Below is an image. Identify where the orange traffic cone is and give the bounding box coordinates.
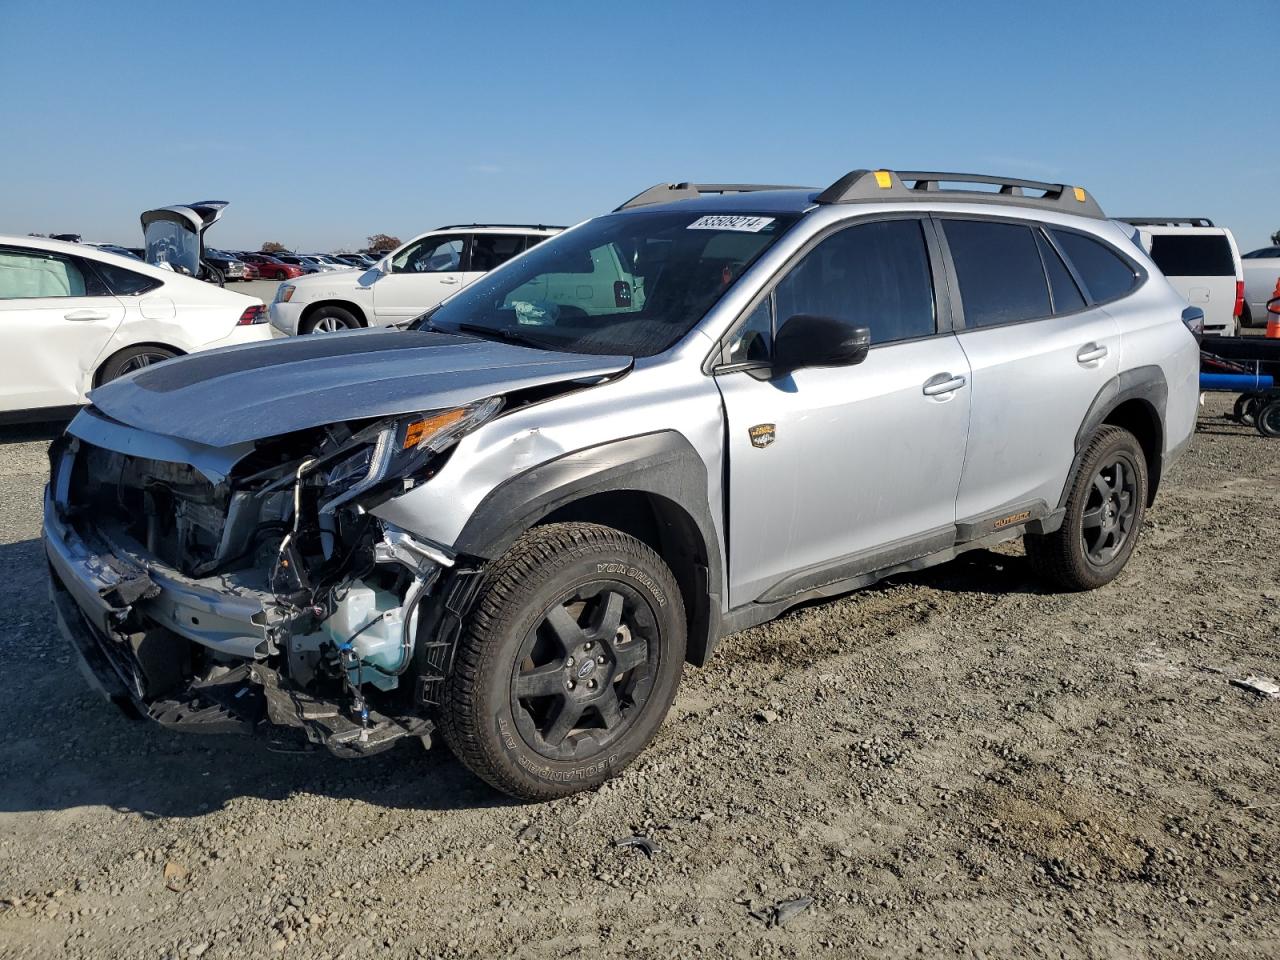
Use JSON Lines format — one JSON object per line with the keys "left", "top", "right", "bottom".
{"left": 1267, "top": 277, "right": 1280, "bottom": 338}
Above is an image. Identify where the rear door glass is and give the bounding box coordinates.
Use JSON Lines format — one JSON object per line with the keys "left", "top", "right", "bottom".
{"left": 1035, "top": 232, "right": 1085, "bottom": 314}
{"left": 1147, "top": 235, "right": 1235, "bottom": 277}
{"left": 469, "top": 234, "right": 527, "bottom": 272}
{"left": 942, "top": 220, "right": 1050, "bottom": 328}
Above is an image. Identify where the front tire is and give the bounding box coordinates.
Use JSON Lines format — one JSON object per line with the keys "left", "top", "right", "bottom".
{"left": 1025, "top": 426, "right": 1148, "bottom": 591}
{"left": 439, "top": 522, "right": 686, "bottom": 801}
{"left": 302, "top": 305, "right": 360, "bottom": 334}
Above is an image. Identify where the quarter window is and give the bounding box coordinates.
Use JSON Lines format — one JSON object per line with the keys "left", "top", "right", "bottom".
{"left": 772, "top": 219, "right": 936, "bottom": 345}
{"left": 0, "top": 248, "right": 89, "bottom": 300}
{"left": 943, "top": 220, "right": 1050, "bottom": 328}
{"left": 1036, "top": 232, "right": 1085, "bottom": 314}
{"left": 724, "top": 297, "right": 772, "bottom": 365}
{"left": 1050, "top": 230, "right": 1140, "bottom": 302}
{"left": 93, "top": 260, "right": 162, "bottom": 295}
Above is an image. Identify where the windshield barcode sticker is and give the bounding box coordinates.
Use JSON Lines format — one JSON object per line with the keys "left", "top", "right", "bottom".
{"left": 687, "top": 215, "right": 775, "bottom": 232}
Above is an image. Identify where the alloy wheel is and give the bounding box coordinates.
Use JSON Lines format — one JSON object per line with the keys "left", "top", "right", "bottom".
{"left": 509, "top": 581, "right": 658, "bottom": 762}
{"left": 1081, "top": 454, "right": 1139, "bottom": 566}
{"left": 118, "top": 351, "right": 172, "bottom": 374}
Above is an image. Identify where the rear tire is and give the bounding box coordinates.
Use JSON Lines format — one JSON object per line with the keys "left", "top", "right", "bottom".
{"left": 302, "top": 305, "right": 360, "bottom": 334}
{"left": 439, "top": 522, "right": 686, "bottom": 801}
{"left": 1257, "top": 399, "right": 1280, "bottom": 438}
{"left": 1025, "top": 426, "right": 1147, "bottom": 591}
{"left": 97, "top": 346, "right": 178, "bottom": 384}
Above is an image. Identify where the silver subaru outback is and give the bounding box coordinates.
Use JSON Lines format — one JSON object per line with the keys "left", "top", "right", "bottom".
{"left": 44, "top": 169, "right": 1200, "bottom": 801}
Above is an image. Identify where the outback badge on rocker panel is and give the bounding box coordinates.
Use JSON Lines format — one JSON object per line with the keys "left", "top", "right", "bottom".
{"left": 749, "top": 423, "right": 776, "bottom": 448}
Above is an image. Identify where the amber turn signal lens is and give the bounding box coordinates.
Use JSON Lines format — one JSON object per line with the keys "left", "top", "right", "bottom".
{"left": 403, "top": 409, "right": 468, "bottom": 449}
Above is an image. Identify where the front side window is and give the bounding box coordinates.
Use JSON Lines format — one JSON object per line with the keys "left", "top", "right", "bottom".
{"left": 0, "top": 248, "right": 89, "bottom": 300}
{"left": 943, "top": 220, "right": 1050, "bottom": 328}
{"left": 469, "top": 234, "right": 527, "bottom": 272}
{"left": 772, "top": 219, "right": 936, "bottom": 345}
{"left": 393, "top": 236, "right": 464, "bottom": 274}
{"left": 1051, "top": 230, "right": 1140, "bottom": 303}
{"left": 421, "top": 210, "right": 797, "bottom": 357}
{"left": 724, "top": 297, "right": 773, "bottom": 365}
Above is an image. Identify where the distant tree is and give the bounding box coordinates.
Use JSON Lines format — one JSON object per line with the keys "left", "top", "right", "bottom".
{"left": 366, "top": 233, "right": 401, "bottom": 252}
{"left": 1271, "top": 229, "right": 1280, "bottom": 246}
{"left": 261, "top": 241, "right": 286, "bottom": 253}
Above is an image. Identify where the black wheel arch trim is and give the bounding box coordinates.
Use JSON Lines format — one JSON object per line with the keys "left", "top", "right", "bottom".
{"left": 451, "top": 430, "right": 724, "bottom": 667}
{"left": 1064, "top": 364, "right": 1167, "bottom": 509}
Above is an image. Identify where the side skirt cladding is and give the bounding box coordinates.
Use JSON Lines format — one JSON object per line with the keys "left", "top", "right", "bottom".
{"left": 450, "top": 431, "right": 725, "bottom": 667}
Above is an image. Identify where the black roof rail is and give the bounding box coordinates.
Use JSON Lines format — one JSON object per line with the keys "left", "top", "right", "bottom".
{"left": 1117, "top": 217, "right": 1215, "bottom": 228}
{"left": 814, "top": 169, "right": 1106, "bottom": 219}
{"left": 615, "top": 182, "right": 811, "bottom": 211}
{"left": 433, "top": 223, "right": 566, "bottom": 231}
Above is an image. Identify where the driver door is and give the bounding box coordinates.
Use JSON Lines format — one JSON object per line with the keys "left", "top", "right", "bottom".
{"left": 371, "top": 233, "right": 469, "bottom": 324}
{"left": 0, "top": 246, "right": 125, "bottom": 412}
{"left": 714, "top": 218, "right": 972, "bottom": 607}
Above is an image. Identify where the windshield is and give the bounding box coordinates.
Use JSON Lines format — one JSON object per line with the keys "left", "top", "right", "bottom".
{"left": 418, "top": 210, "right": 798, "bottom": 356}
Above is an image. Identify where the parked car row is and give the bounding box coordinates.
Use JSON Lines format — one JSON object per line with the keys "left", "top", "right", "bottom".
{"left": 269, "top": 224, "right": 562, "bottom": 333}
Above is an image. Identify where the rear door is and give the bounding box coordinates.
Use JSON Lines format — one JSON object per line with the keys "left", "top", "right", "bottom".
{"left": 715, "top": 217, "right": 972, "bottom": 607}
{"left": 0, "top": 246, "right": 125, "bottom": 412}
{"left": 371, "top": 233, "right": 468, "bottom": 323}
{"left": 940, "top": 218, "right": 1122, "bottom": 529}
{"left": 1146, "top": 232, "right": 1238, "bottom": 335}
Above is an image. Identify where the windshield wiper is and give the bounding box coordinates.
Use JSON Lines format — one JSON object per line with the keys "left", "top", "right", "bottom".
{"left": 454, "top": 322, "right": 548, "bottom": 350}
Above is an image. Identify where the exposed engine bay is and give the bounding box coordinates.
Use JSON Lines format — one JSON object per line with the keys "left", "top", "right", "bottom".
{"left": 45, "top": 401, "right": 504, "bottom": 757}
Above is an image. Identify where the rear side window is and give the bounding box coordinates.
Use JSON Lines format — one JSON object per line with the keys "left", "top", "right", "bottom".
{"left": 468, "top": 234, "right": 527, "bottom": 272}
{"left": 92, "top": 260, "right": 162, "bottom": 295}
{"left": 942, "top": 220, "right": 1050, "bottom": 327}
{"left": 772, "top": 218, "right": 936, "bottom": 345}
{"left": 1051, "top": 230, "right": 1140, "bottom": 302}
{"left": 1035, "top": 232, "right": 1085, "bottom": 314}
{"left": 1147, "top": 234, "right": 1235, "bottom": 277}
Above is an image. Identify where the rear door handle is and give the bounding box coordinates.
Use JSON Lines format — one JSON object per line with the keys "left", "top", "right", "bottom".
{"left": 923, "top": 372, "right": 967, "bottom": 396}
{"left": 1077, "top": 343, "right": 1109, "bottom": 364}
{"left": 64, "top": 310, "right": 110, "bottom": 321}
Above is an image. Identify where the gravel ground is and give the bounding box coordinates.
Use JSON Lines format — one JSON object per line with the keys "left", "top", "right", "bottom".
{"left": 1, "top": 396, "right": 1277, "bottom": 959}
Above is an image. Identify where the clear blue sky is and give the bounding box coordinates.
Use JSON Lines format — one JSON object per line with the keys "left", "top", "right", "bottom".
{"left": 2, "top": 0, "right": 1276, "bottom": 252}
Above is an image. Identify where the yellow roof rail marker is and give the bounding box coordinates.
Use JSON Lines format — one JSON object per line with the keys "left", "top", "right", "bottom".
{"left": 874, "top": 170, "right": 893, "bottom": 189}
{"left": 1074, "top": 186, "right": 1087, "bottom": 202}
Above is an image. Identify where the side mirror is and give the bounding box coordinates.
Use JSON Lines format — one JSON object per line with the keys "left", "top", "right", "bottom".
{"left": 772, "top": 314, "right": 870, "bottom": 374}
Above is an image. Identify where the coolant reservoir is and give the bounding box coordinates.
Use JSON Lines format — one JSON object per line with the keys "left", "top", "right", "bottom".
{"left": 324, "top": 580, "right": 410, "bottom": 691}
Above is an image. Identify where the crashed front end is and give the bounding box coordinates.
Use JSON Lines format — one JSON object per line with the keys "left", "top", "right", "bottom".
{"left": 43, "top": 403, "right": 492, "bottom": 758}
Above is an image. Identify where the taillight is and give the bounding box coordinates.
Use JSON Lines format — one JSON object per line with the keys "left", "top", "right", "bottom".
{"left": 237, "top": 304, "right": 267, "bottom": 325}
{"left": 1234, "top": 280, "right": 1244, "bottom": 318}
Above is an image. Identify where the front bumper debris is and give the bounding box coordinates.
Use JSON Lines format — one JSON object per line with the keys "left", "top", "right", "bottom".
{"left": 44, "top": 487, "right": 435, "bottom": 756}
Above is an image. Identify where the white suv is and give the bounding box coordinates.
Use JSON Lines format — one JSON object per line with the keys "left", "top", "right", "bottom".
{"left": 1122, "top": 218, "right": 1244, "bottom": 337}
{"left": 270, "top": 225, "right": 562, "bottom": 334}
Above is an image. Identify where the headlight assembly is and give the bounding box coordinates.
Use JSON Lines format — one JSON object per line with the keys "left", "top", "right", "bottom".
{"left": 319, "top": 397, "right": 502, "bottom": 514}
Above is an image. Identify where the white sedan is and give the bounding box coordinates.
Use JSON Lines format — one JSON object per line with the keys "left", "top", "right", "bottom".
{"left": 0, "top": 235, "right": 271, "bottom": 421}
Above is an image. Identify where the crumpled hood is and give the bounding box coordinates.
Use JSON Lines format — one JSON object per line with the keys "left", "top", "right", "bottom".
{"left": 86, "top": 330, "right": 630, "bottom": 447}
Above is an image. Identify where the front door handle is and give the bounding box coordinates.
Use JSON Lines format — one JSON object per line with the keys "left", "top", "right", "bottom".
{"left": 923, "top": 372, "right": 967, "bottom": 396}
{"left": 1077, "top": 343, "right": 1109, "bottom": 364}
{"left": 440, "top": 276, "right": 460, "bottom": 285}
{"left": 64, "top": 310, "right": 110, "bottom": 321}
